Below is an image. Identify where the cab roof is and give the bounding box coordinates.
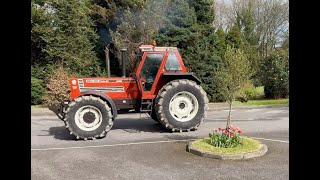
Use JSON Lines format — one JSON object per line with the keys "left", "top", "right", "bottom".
{"left": 139, "top": 45, "right": 178, "bottom": 52}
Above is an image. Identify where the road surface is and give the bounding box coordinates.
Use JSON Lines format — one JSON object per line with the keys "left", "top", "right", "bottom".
{"left": 31, "top": 105, "right": 289, "bottom": 180}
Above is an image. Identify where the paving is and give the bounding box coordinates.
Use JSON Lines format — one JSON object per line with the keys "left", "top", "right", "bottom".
{"left": 31, "top": 104, "right": 289, "bottom": 180}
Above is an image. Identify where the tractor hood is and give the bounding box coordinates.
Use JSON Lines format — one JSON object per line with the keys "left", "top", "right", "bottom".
{"left": 68, "top": 77, "right": 137, "bottom": 99}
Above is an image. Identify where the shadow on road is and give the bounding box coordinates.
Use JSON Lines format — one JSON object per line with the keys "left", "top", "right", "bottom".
{"left": 47, "top": 126, "right": 76, "bottom": 141}
{"left": 112, "top": 118, "right": 168, "bottom": 133}
{"left": 46, "top": 118, "right": 168, "bottom": 140}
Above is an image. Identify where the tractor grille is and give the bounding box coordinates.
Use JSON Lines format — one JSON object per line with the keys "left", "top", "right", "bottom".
{"left": 78, "top": 79, "right": 84, "bottom": 88}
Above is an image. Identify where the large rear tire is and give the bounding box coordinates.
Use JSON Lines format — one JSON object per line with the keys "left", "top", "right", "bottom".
{"left": 154, "top": 79, "right": 209, "bottom": 132}
{"left": 65, "top": 95, "right": 113, "bottom": 140}
{"left": 150, "top": 107, "right": 159, "bottom": 122}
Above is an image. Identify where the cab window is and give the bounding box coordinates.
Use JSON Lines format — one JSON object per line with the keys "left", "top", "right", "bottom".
{"left": 165, "top": 54, "right": 182, "bottom": 71}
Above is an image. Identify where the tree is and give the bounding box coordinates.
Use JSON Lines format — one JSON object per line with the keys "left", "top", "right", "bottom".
{"left": 90, "top": 0, "right": 146, "bottom": 28}
{"left": 213, "top": 0, "right": 231, "bottom": 30}
{"left": 234, "top": 0, "right": 259, "bottom": 47}
{"left": 232, "top": 0, "right": 289, "bottom": 57}
{"left": 156, "top": 0, "right": 224, "bottom": 102}
{"left": 226, "top": 25, "right": 242, "bottom": 49}
{"left": 189, "top": 0, "right": 215, "bottom": 26}
{"left": 46, "top": 0, "right": 103, "bottom": 76}
{"left": 31, "top": 0, "right": 55, "bottom": 66}
{"left": 215, "top": 0, "right": 288, "bottom": 86}
{"left": 32, "top": 0, "right": 104, "bottom": 77}
{"left": 281, "top": 36, "right": 289, "bottom": 50}
{"left": 255, "top": 0, "right": 289, "bottom": 57}
{"left": 215, "top": 0, "right": 289, "bottom": 57}
{"left": 258, "top": 50, "right": 289, "bottom": 99}
{"left": 89, "top": 0, "right": 149, "bottom": 77}
{"left": 155, "top": 0, "right": 197, "bottom": 48}
{"left": 214, "top": 46, "right": 252, "bottom": 129}
{"left": 31, "top": 77, "right": 45, "bottom": 105}
{"left": 215, "top": 28, "right": 227, "bottom": 58}
{"left": 110, "top": 0, "right": 170, "bottom": 74}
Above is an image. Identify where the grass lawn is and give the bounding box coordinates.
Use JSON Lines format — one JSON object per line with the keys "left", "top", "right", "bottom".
{"left": 191, "top": 137, "right": 262, "bottom": 154}
{"left": 234, "top": 99, "right": 289, "bottom": 105}
{"left": 209, "top": 86, "right": 288, "bottom": 106}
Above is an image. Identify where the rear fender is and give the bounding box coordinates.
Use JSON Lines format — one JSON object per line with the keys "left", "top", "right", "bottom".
{"left": 161, "top": 73, "right": 202, "bottom": 84}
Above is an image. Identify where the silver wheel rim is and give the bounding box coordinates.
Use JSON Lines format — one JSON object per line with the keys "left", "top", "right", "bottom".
{"left": 169, "top": 91, "right": 199, "bottom": 122}
{"left": 75, "top": 105, "right": 103, "bottom": 131}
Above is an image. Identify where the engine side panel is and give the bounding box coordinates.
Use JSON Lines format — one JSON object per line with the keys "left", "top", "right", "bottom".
{"left": 69, "top": 77, "right": 139, "bottom": 110}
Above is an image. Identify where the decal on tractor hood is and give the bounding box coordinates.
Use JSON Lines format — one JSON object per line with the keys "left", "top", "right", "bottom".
{"left": 84, "top": 79, "right": 135, "bottom": 83}
{"left": 77, "top": 79, "right": 124, "bottom": 92}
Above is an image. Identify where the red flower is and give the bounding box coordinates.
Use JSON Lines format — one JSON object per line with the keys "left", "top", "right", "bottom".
{"left": 224, "top": 130, "right": 229, "bottom": 134}
{"left": 231, "top": 127, "right": 236, "bottom": 132}
{"left": 238, "top": 130, "right": 242, "bottom": 134}
{"left": 230, "top": 132, "right": 234, "bottom": 136}
{"left": 218, "top": 128, "right": 222, "bottom": 131}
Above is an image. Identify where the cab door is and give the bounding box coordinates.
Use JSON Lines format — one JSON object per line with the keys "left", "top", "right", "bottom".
{"left": 136, "top": 52, "right": 167, "bottom": 99}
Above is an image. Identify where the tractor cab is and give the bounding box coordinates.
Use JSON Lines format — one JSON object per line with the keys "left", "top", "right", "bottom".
{"left": 133, "top": 45, "right": 187, "bottom": 99}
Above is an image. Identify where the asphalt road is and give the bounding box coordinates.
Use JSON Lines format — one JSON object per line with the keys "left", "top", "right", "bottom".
{"left": 31, "top": 106, "right": 289, "bottom": 180}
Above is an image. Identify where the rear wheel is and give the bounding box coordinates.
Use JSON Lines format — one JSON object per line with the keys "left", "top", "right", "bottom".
{"left": 150, "top": 107, "right": 159, "bottom": 122}
{"left": 65, "top": 95, "right": 113, "bottom": 140}
{"left": 155, "top": 79, "right": 209, "bottom": 132}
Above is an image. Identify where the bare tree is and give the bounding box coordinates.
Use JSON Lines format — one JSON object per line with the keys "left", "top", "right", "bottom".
{"left": 254, "top": 0, "right": 289, "bottom": 57}
{"left": 214, "top": 0, "right": 234, "bottom": 31}
{"left": 215, "top": 0, "right": 289, "bottom": 57}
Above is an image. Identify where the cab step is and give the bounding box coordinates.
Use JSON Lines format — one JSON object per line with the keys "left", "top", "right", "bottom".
{"left": 139, "top": 99, "right": 154, "bottom": 118}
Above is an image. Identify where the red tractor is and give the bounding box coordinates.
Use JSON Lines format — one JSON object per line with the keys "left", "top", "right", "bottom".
{"left": 54, "top": 45, "right": 209, "bottom": 140}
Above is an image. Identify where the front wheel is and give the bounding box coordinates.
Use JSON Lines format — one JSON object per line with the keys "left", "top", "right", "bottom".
{"left": 154, "top": 79, "right": 209, "bottom": 132}
{"left": 65, "top": 95, "right": 113, "bottom": 140}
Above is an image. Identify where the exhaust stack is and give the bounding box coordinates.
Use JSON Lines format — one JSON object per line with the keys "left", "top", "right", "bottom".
{"left": 120, "top": 48, "right": 127, "bottom": 78}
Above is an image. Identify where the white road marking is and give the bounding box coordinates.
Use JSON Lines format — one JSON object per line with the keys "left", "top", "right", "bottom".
{"left": 266, "top": 110, "right": 286, "bottom": 114}
{"left": 244, "top": 109, "right": 263, "bottom": 113}
{"left": 251, "top": 137, "right": 289, "bottom": 143}
{"left": 221, "top": 110, "right": 237, "bottom": 112}
{"left": 31, "top": 139, "right": 197, "bottom": 151}
{"left": 31, "top": 137, "right": 289, "bottom": 151}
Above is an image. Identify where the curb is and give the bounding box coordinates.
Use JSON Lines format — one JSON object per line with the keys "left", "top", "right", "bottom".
{"left": 207, "top": 104, "right": 288, "bottom": 111}
{"left": 187, "top": 142, "right": 268, "bottom": 160}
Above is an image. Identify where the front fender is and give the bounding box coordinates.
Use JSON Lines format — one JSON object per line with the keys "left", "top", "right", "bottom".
{"left": 80, "top": 91, "right": 118, "bottom": 119}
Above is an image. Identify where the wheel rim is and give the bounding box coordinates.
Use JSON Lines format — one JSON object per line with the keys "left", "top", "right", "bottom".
{"left": 75, "top": 105, "right": 103, "bottom": 131}
{"left": 169, "top": 91, "right": 199, "bottom": 122}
